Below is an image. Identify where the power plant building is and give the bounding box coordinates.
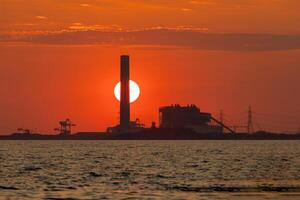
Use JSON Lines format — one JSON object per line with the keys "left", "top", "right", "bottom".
{"left": 107, "top": 56, "right": 225, "bottom": 135}
{"left": 159, "top": 104, "right": 223, "bottom": 133}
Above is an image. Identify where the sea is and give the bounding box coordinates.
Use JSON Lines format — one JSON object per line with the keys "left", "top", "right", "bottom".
{"left": 1, "top": 140, "right": 300, "bottom": 200}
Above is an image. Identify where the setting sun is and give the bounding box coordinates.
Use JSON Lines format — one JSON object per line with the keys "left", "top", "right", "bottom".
{"left": 114, "top": 80, "right": 140, "bottom": 103}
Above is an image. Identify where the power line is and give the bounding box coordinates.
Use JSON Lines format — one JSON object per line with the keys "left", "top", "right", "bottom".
{"left": 216, "top": 107, "right": 297, "bottom": 133}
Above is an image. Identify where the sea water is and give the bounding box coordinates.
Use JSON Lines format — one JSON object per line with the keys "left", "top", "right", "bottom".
{"left": 1, "top": 140, "right": 300, "bottom": 200}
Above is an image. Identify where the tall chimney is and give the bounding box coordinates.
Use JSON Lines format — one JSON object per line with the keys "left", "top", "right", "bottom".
{"left": 120, "top": 55, "right": 130, "bottom": 131}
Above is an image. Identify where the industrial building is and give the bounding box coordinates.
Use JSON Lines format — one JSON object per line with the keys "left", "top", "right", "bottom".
{"left": 2, "top": 55, "right": 296, "bottom": 140}
{"left": 159, "top": 104, "right": 223, "bottom": 133}
{"left": 107, "top": 55, "right": 234, "bottom": 135}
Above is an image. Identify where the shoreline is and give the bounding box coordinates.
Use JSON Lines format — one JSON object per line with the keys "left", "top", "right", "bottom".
{"left": 1, "top": 130, "right": 300, "bottom": 140}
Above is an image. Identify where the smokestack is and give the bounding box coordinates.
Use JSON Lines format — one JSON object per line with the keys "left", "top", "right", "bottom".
{"left": 120, "top": 55, "right": 130, "bottom": 131}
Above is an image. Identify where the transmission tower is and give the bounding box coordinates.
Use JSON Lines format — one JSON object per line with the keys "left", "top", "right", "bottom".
{"left": 219, "top": 110, "right": 224, "bottom": 124}
{"left": 219, "top": 110, "right": 224, "bottom": 133}
{"left": 247, "top": 106, "right": 254, "bottom": 134}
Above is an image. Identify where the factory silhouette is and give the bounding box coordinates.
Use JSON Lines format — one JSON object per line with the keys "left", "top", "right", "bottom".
{"left": 1, "top": 55, "right": 300, "bottom": 140}
{"left": 107, "top": 55, "right": 232, "bottom": 135}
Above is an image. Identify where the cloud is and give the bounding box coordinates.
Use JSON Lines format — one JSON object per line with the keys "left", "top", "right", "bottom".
{"left": 1, "top": 27, "right": 300, "bottom": 51}
{"left": 69, "top": 23, "right": 85, "bottom": 30}
{"left": 80, "top": 3, "right": 92, "bottom": 7}
{"left": 180, "top": 8, "right": 192, "bottom": 12}
{"left": 68, "top": 23, "right": 124, "bottom": 31}
{"left": 189, "top": 1, "right": 218, "bottom": 5}
{"left": 35, "top": 16, "right": 48, "bottom": 20}
{"left": 188, "top": 0, "right": 257, "bottom": 6}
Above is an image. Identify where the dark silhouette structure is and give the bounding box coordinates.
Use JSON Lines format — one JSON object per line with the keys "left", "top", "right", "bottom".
{"left": 159, "top": 104, "right": 223, "bottom": 133}
{"left": 159, "top": 104, "right": 211, "bottom": 128}
{"left": 120, "top": 55, "right": 130, "bottom": 132}
{"left": 247, "top": 106, "right": 254, "bottom": 134}
{"left": 107, "top": 55, "right": 145, "bottom": 134}
{"left": 54, "top": 119, "right": 76, "bottom": 136}
{"left": 1, "top": 55, "right": 299, "bottom": 140}
{"left": 16, "top": 128, "right": 32, "bottom": 135}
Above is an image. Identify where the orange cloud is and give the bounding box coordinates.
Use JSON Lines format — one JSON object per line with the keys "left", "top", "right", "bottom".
{"left": 2, "top": 28, "right": 300, "bottom": 51}
{"left": 35, "top": 16, "right": 48, "bottom": 20}
{"left": 80, "top": 3, "right": 92, "bottom": 7}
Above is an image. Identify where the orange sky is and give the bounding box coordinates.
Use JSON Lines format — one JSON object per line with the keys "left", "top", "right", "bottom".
{"left": 0, "top": 0, "right": 300, "bottom": 134}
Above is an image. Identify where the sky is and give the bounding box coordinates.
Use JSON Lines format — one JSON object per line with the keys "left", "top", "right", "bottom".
{"left": 0, "top": 0, "right": 300, "bottom": 134}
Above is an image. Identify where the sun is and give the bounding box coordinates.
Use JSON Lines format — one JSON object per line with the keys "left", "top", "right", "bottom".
{"left": 114, "top": 80, "right": 140, "bottom": 103}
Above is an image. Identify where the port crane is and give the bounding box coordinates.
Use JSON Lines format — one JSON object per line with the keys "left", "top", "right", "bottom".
{"left": 54, "top": 118, "right": 76, "bottom": 136}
